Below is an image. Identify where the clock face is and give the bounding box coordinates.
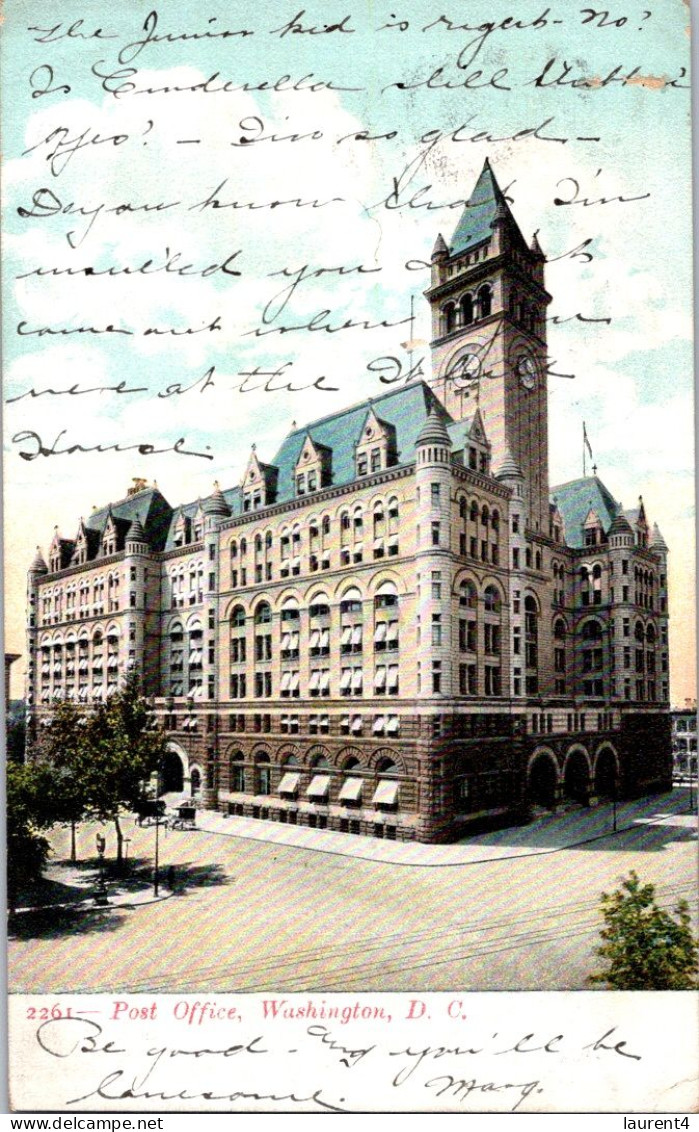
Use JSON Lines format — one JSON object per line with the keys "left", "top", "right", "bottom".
{"left": 449, "top": 352, "right": 481, "bottom": 389}
{"left": 516, "top": 353, "right": 537, "bottom": 390}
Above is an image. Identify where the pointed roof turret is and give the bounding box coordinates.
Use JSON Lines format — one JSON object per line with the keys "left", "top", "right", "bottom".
{"left": 127, "top": 514, "right": 147, "bottom": 543}
{"left": 205, "top": 481, "right": 232, "bottom": 517}
{"left": 416, "top": 405, "right": 452, "bottom": 449}
{"left": 530, "top": 231, "right": 544, "bottom": 257}
{"left": 431, "top": 233, "right": 449, "bottom": 261}
{"left": 650, "top": 522, "right": 668, "bottom": 552}
{"left": 495, "top": 445, "right": 524, "bottom": 480}
{"left": 608, "top": 513, "right": 633, "bottom": 536}
{"left": 450, "top": 159, "right": 524, "bottom": 256}
{"left": 30, "top": 546, "right": 48, "bottom": 573}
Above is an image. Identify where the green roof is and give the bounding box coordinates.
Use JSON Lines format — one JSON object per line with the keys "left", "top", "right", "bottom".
{"left": 270, "top": 381, "right": 448, "bottom": 501}
{"left": 551, "top": 476, "right": 621, "bottom": 549}
{"left": 87, "top": 488, "right": 174, "bottom": 553}
{"left": 450, "top": 159, "right": 523, "bottom": 256}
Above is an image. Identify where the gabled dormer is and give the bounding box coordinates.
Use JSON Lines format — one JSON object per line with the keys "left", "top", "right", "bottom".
{"left": 48, "top": 527, "right": 68, "bottom": 573}
{"left": 354, "top": 409, "right": 397, "bottom": 478}
{"left": 172, "top": 508, "right": 191, "bottom": 548}
{"left": 71, "top": 519, "right": 89, "bottom": 566}
{"left": 101, "top": 508, "right": 118, "bottom": 557}
{"left": 241, "top": 446, "right": 278, "bottom": 512}
{"left": 583, "top": 507, "right": 604, "bottom": 548}
{"left": 295, "top": 432, "right": 332, "bottom": 497}
{"left": 463, "top": 407, "right": 491, "bottom": 475}
{"left": 549, "top": 501, "right": 564, "bottom": 544}
{"left": 192, "top": 500, "right": 206, "bottom": 543}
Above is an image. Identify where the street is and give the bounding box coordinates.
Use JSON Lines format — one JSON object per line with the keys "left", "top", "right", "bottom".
{"left": 9, "top": 791, "right": 697, "bottom": 995}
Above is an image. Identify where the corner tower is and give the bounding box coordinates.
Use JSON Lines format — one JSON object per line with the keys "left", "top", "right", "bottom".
{"left": 426, "top": 159, "right": 552, "bottom": 533}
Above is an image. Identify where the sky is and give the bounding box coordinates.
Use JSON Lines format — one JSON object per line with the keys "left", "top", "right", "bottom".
{"left": 1, "top": 0, "right": 694, "bottom": 703}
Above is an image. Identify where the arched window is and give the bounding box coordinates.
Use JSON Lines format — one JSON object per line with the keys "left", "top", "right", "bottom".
{"left": 470, "top": 501, "right": 479, "bottom": 523}
{"left": 460, "top": 293, "right": 474, "bottom": 325}
{"left": 478, "top": 284, "right": 492, "bottom": 319}
{"left": 230, "top": 752, "right": 245, "bottom": 793}
{"left": 255, "top": 602, "right": 272, "bottom": 625}
{"left": 255, "top": 753, "right": 271, "bottom": 795}
{"left": 460, "top": 580, "right": 477, "bottom": 608}
{"left": 524, "top": 595, "right": 539, "bottom": 694}
{"left": 484, "top": 586, "right": 500, "bottom": 613}
{"left": 444, "top": 303, "right": 457, "bottom": 334}
{"left": 230, "top": 606, "right": 245, "bottom": 628}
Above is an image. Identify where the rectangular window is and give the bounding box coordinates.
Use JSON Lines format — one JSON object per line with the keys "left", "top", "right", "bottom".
{"left": 431, "top": 521, "right": 441, "bottom": 547}
{"left": 431, "top": 615, "right": 442, "bottom": 647}
{"left": 431, "top": 483, "right": 440, "bottom": 504}
{"left": 432, "top": 661, "right": 442, "bottom": 694}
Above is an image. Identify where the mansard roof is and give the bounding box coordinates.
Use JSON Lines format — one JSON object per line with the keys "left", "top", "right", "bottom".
{"left": 551, "top": 475, "right": 621, "bottom": 549}
{"left": 269, "top": 381, "right": 446, "bottom": 502}
{"left": 86, "top": 486, "right": 173, "bottom": 555}
{"left": 450, "top": 159, "right": 526, "bottom": 257}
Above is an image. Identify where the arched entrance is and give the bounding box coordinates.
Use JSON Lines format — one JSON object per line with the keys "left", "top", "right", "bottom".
{"left": 594, "top": 747, "right": 618, "bottom": 798}
{"left": 528, "top": 753, "right": 558, "bottom": 809}
{"left": 161, "top": 749, "right": 184, "bottom": 793}
{"left": 563, "top": 749, "right": 591, "bottom": 803}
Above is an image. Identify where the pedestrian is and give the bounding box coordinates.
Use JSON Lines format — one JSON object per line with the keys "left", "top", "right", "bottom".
{"left": 167, "top": 865, "right": 176, "bottom": 890}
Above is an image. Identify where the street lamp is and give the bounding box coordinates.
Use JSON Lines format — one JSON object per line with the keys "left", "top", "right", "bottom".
{"left": 94, "top": 833, "right": 109, "bottom": 905}
{"left": 153, "top": 763, "right": 162, "bottom": 897}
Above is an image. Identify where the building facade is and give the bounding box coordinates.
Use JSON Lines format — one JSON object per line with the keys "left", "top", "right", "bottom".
{"left": 25, "top": 161, "right": 673, "bottom": 842}
{"left": 671, "top": 702, "right": 697, "bottom": 779}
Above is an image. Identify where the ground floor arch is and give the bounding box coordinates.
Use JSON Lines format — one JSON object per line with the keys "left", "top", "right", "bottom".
{"left": 594, "top": 745, "right": 619, "bottom": 797}
{"left": 528, "top": 751, "right": 559, "bottom": 809}
{"left": 563, "top": 748, "right": 592, "bottom": 803}
{"left": 163, "top": 741, "right": 197, "bottom": 796}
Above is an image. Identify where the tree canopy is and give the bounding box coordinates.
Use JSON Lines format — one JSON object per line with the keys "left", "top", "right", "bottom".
{"left": 589, "top": 870, "right": 699, "bottom": 990}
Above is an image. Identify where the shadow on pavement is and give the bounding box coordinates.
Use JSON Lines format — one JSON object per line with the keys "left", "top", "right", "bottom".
{"left": 460, "top": 790, "right": 697, "bottom": 854}
{"left": 9, "top": 860, "right": 230, "bottom": 940}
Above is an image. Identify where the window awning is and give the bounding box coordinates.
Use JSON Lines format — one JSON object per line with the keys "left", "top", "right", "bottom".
{"left": 373, "top": 538, "right": 384, "bottom": 549}
{"left": 388, "top": 534, "right": 399, "bottom": 548}
{"left": 290, "top": 672, "right": 300, "bottom": 691}
{"left": 281, "top": 633, "right": 291, "bottom": 650}
{"left": 387, "top": 622, "right": 399, "bottom": 643}
{"left": 373, "top": 717, "right": 385, "bottom": 734}
{"left": 375, "top": 667, "right": 387, "bottom": 689}
{"left": 373, "top": 780, "right": 399, "bottom": 805}
{"left": 309, "top": 671, "right": 320, "bottom": 690}
{"left": 340, "top": 670, "right": 352, "bottom": 691}
{"left": 281, "top": 671, "right": 291, "bottom": 691}
{"left": 351, "top": 626, "right": 362, "bottom": 645}
{"left": 388, "top": 666, "right": 399, "bottom": 689}
{"left": 309, "top": 630, "right": 320, "bottom": 648}
{"left": 307, "top": 775, "right": 330, "bottom": 799}
{"left": 278, "top": 772, "right": 300, "bottom": 795}
{"left": 387, "top": 716, "right": 400, "bottom": 734}
{"left": 339, "top": 777, "right": 363, "bottom": 802}
{"left": 352, "top": 669, "right": 363, "bottom": 690}
{"left": 351, "top": 715, "right": 363, "bottom": 733}
{"left": 375, "top": 623, "right": 387, "bottom": 643}
{"left": 320, "top": 671, "right": 331, "bottom": 691}
{"left": 341, "top": 626, "right": 352, "bottom": 646}
{"left": 320, "top": 629, "right": 330, "bottom": 648}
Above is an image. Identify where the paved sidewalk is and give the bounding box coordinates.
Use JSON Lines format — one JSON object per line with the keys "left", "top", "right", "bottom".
{"left": 192, "top": 789, "right": 697, "bottom": 867}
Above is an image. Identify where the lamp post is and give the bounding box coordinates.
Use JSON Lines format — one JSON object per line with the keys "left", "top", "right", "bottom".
{"left": 94, "top": 833, "right": 109, "bottom": 905}
{"left": 153, "top": 763, "right": 162, "bottom": 897}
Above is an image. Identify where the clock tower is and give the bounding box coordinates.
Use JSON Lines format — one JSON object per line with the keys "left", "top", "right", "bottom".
{"left": 425, "top": 160, "right": 552, "bottom": 533}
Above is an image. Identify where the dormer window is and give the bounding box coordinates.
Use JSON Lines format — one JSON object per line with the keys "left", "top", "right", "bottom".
{"left": 357, "top": 455, "right": 368, "bottom": 477}
{"left": 297, "top": 473, "right": 306, "bottom": 496}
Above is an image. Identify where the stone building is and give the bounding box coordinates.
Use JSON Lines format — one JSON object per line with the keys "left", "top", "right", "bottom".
{"left": 25, "top": 160, "right": 672, "bottom": 842}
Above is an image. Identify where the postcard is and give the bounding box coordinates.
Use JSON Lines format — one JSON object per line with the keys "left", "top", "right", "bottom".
{"left": 3, "top": 0, "right": 697, "bottom": 1115}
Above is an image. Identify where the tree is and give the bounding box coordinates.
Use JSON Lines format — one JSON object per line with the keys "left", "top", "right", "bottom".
{"left": 43, "top": 699, "right": 89, "bottom": 861}
{"left": 54, "top": 671, "right": 167, "bottom": 864}
{"left": 589, "top": 870, "right": 699, "bottom": 990}
{"left": 6, "top": 761, "right": 59, "bottom": 910}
